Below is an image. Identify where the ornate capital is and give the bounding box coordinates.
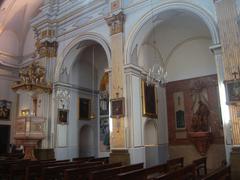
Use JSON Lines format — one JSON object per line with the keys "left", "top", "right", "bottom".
{"left": 105, "top": 12, "right": 125, "bottom": 35}
{"left": 35, "top": 40, "right": 58, "bottom": 58}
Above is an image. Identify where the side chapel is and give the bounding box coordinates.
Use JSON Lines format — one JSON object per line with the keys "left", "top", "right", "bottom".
{"left": 0, "top": 0, "right": 240, "bottom": 178}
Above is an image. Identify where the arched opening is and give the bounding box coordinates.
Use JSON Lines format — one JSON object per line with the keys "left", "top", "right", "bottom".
{"left": 55, "top": 38, "right": 110, "bottom": 159}
{"left": 129, "top": 7, "right": 225, "bottom": 170}
{"left": 144, "top": 120, "right": 159, "bottom": 167}
{"left": 79, "top": 125, "right": 94, "bottom": 157}
{"left": 144, "top": 120, "right": 158, "bottom": 145}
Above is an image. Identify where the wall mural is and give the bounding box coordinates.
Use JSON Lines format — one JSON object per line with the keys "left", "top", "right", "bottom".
{"left": 166, "top": 75, "right": 224, "bottom": 145}
{"left": 100, "top": 117, "right": 110, "bottom": 152}
{"left": 0, "top": 100, "right": 11, "bottom": 120}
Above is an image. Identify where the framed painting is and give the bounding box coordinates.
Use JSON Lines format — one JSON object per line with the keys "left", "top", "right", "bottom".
{"left": 79, "top": 98, "right": 91, "bottom": 120}
{"left": 141, "top": 80, "right": 158, "bottom": 118}
{"left": 110, "top": 97, "right": 125, "bottom": 118}
{"left": 58, "top": 109, "right": 68, "bottom": 124}
{"left": 225, "top": 79, "right": 240, "bottom": 105}
{"left": 100, "top": 117, "right": 110, "bottom": 152}
{"left": 100, "top": 98, "right": 109, "bottom": 116}
{"left": 0, "top": 100, "right": 11, "bottom": 120}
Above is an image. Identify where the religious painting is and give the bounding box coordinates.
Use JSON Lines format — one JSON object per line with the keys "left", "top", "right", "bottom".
{"left": 100, "top": 117, "right": 110, "bottom": 152}
{"left": 79, "top": 98, "right": 91, "bottom": 120}
{"left": 58, "top": 109, "right": 68, "bottom": 124}
{"left": 0, "top": 100, "right": 11, "bottom": 120}
{"left": 100, "top": 98, "right": 109, "bottom": 116}
{"left": 110, "top": 98, "right": 125, "bottom": 118}
{"left": 173, "top": 92, "right": 185, "bottom": 129}
{"left": 225, "top": 80, "right": 240, "bottom": 104}
{"left": 141, "top": 80, "right": 157, "bottom": 118}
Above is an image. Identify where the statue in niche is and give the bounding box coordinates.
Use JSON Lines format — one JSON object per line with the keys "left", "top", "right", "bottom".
{"left": 191, "top": 81, "right": 210, "bottom": 132}
{"left": 191, "top": 100, "right": 210, "bottom": 132}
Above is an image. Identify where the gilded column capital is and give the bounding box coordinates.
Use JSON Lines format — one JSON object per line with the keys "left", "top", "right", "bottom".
{"left": 105, "top": 12, "right": 125, "bottom": 35}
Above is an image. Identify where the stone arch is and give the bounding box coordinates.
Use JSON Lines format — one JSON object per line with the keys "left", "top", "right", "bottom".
{"left": 79, "top": 125, "right": 95, "bottom": 157}
{"left": 144, "top": 119, "right": 158, "bottom": 145}
{"left": 125, "top": 1, "right": 219, "bottom": 65}
{"left": 54, "top": 32, "right": 111, "bottom": 82}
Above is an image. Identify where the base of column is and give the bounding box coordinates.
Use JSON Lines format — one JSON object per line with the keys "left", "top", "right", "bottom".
{"left": 230, "top": 147, "right": 240, "bottom": 180}
{"left": 109, "top": 149, "right": 130, "bottom": 165}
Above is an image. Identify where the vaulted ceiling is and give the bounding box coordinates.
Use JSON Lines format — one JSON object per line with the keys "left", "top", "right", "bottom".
{"left": 0, "top": 0, "right": 43, "bottom": 56}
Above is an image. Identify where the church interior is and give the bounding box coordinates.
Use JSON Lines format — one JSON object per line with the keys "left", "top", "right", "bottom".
{"left": 0, "top": 0, "right": 240, "bottom": 179}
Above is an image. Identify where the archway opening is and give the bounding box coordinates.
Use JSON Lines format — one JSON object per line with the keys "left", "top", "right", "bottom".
{"left": 134, "top": 9, "right": 225, "bottom": 170}
{"left": 56, "top": 39, "right": 110, "bottom": 159}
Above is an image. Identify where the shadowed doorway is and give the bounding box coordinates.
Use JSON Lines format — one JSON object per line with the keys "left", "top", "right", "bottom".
{"left": 0, "top": 125, "right": 10, "bottom": 154}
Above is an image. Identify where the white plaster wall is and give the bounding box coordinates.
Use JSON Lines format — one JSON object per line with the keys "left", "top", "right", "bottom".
{"left": 166, "top": 39, "right": 215, "bottom": 82}
{"left": 23, "top": 28, "right": 35, "bottom": 56}
{"left": 0, "top": 30, "right": 19, "bottom": 56}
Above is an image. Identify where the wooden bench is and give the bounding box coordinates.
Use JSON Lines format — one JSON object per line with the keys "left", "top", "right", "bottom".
{"left": 63, "top": 162, "right": 122, "bottom": 180}
{"left": 167, "top": 157, "right": 184, "bottom": 171}
{"left": 72, "top": 156, "right": 94, "bottom": 162}
{"left": 25, "top": 160, "right": 73, "bottom": 180}
{"left": 88, "top": 157, "right": 109, "bottom": 164}
{"left": 193, "top": 157, "right": 207, "bottom": 178}
{"left": 89, "top": 163, "right": 144, "bottom": 180}
{"left": 41, "top": 161, "right": 103, "bottom": 180}
{"left": 153, "top": 164, "right": 196, "bottom": 180}
{"left": 201, "top": 165, "right": 231, "bottom": 180}
{"left": 117, "top": 163, "right": 168, "bottom": 180}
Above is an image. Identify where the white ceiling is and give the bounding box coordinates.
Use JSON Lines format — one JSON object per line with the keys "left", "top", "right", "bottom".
{"left": 0, "top": 0, "right": 43, "bottom": 55}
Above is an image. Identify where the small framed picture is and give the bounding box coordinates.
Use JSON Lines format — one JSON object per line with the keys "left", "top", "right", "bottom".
{"left": 58, "top": 109, "right": 68, "bottom": 124}
{"left": 110, "top": 98, "right": 125, "bottom": 118}
{"left": 141, "top": 80, "right": 158, "bottom": 118}
{"left": 100, "top": 98, "right": 109, "bottom": 116}
{"left": 0, "top": 100, "right": 11, "bottom": 120}
{"left": 79, "top": 98, "right": 91, "bottom": 120}
{"left": 225, "top": 79, "right": 240, "bottom": 105}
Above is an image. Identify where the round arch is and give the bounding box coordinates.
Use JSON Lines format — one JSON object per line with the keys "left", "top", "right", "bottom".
{"left": 54, "top": 32, "right": 111, "bottom": 82}
{"left": 79, "top": 125, "right": 95, "bottom": 157}
{"left": 125, "top": 1, "right": 219, "bottom": 65}
{"left": 144, "top": 119, "right": 158, "bottom": 145}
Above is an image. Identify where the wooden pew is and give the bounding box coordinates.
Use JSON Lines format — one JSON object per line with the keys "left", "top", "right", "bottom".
{"left": 193, "top": 157, "right": 207, "bottom": 178}
{"left": 0, "top": 159, "right": 30, "bottom": 180}
{"left": 167, "top": 157, "right": 184, "bottom": 171}
{"left": 25, "top": 160, "right": 72, "bottom": 180}
{"left": 89, "top": 163, "right": 144, "bottom": 180}
{"left": 72, "top": 157, "right": 94, "bottom": 162}
{"left": 88, "top": 157, "right": 109, "bottom": 164}
{"left": 63, "top": 162, "right": 122, "bottom": 180}
{"left": 153, "top": 164, "right": 196, "bottom": 180}
{"left": 41, "top": 161, "right": 102, "bottom": 180}
{"left": 201, "top": 165, "right": 231, "bottom": 180}
{"left": 117, "top": 163, "right": 168, "bottom": 180}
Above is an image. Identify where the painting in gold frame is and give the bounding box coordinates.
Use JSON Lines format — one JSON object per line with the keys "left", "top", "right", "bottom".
{"left": 110, "top": 97, "right": 125, "bottom": 118}
{"left": 141, "top": 80, "right": 158, "bottom": 118}
{"left": 79, "top": 98, "right": 91, "bottom": 120}
{"left": 224, "top": 79, "right": 240, "bottom": 105}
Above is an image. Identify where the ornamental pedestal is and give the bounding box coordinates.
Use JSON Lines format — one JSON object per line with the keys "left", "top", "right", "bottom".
{"left": 15, "top": 116, "right": 45, "bottom": 160}
{"left": 188, "top": 131, "right": 212, "bottom": 156}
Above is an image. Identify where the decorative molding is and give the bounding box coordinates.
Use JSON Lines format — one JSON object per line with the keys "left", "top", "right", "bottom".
{"left": 105, "top": 12, "right": 125, "bottom": 35}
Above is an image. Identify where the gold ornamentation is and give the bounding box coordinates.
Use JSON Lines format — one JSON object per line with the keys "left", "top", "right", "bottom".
{"left": 12, "top": 62, "right": 52, "bottom": 94}
{"left": 35, "top": 40, "right": 58, "bottom": 58}
{"left": 105, "top": 12, "right": 125, "bottom": 35}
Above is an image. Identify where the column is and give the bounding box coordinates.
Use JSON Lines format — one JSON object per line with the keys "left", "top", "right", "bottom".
{"left": 214, "top": 0, "right": 240, "bottom": 178}
{"left": 105, "top": 0, "right": 129, "bottom": 163}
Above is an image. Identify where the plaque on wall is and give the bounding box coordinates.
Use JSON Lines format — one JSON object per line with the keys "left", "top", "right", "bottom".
{"left": 224, "top": 79, "right": 240, "bottom": 105}
{"left": 57, "top": 109, "right": 68, "bottom": 124}
{"left": 0, "top": 100, "right": 11, "bottom": 120}
{"left": 141, "top": 80, "right": 157, "bottom": 118}
{"left": 110, "top": 98, "right": 125, "bottom": 118}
